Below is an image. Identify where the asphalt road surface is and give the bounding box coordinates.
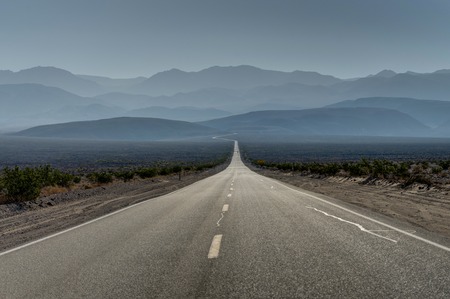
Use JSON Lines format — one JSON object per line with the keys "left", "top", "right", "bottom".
{"left": 1, "top": 141, "right": 449, "bottom": 298}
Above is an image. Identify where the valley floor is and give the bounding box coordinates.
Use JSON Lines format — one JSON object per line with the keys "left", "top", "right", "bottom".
{"left": 1, "top": 163, "right": 449, "bottom": 252}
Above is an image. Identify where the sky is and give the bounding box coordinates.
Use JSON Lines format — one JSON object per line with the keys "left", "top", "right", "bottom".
{"left": 1, "top": 0, "right": 450, "bottom": 79}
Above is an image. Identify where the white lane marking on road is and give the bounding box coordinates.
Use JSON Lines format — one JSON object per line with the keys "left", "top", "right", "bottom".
{"left": 230, "top": 187, "right": 234, "bottom": 191}
{"left": 222, "top": 204, "right": 229, "bottom": 212}
{"left": 227, "top": 194, "right": 232, "bottom": 197}
{"left": 208, "top": 234, "right": 223, "bottom": 258}
{"left": 271, "top": 186, "right": 274, "bottom": 189}
{"left": 307, "top": 207, "right": 397, "bottom": 243}
{"left": 267, "top": 177, "right": 450, "bottom": 252}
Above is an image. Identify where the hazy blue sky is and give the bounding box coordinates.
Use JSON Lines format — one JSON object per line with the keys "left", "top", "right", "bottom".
{"left": 1, "top": 0, "right": 449, "bottom": 78}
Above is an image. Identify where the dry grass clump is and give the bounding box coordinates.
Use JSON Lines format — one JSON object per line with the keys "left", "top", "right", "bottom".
{"left": 40, "top": 186, "right": 70, "bottom": 197}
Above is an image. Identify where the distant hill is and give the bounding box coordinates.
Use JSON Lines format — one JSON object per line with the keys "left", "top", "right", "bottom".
{"left": 0, "top": 84, "right": 94, "bottom": 118}
{"left": 434, "top": 120, "right": 450, "bottom": 137}
{"left": 32, "top": 104, "right": 125, "bottom": 124}
{"left": 369, "top": 69, "right": 397, "bottom": 78}
{"left": 96, "top": 89, "right": 245, "bottom": 112}
{"left": 0, "top": 83, "right": 109, "bottom": 129}
{"left": 130, "top": 65, "right": 342, "bottom": 96}
{"left": 243, "top": 82, "right": 336, "bottom": 108}
{"left": 200, "top": 108, "right": 431, "bottom": 137}
{"left": 122, "top": 69, "right": 450, "bottom": 109}
{"left": 334, "top": 72, "right": 450, "bottom": 101}
{"left": 327, "top": 97, "right": 450, "bottom": 127}
{"left": 77, "top": 74, "right": 147, "bottom": 91}
{"left": 126, "top": 106, "right": 231, "bottom": 122}
{"left": 0, "top": 67, "right": 103, "bottom": 96}
{"left": 12, "top": 117, "right": 221, "bottom": 141}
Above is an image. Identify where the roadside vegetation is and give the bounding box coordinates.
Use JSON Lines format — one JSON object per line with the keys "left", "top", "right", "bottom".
{"left": 250, "top": 158, "right": 450, "bottom": 188}
{"left": 0, "top": 156, "right": 229, "bottom": 204}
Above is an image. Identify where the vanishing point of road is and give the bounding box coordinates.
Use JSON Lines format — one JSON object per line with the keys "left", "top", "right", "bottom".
{"left": 1, "top": 141, "right": 449, "bottom": 298}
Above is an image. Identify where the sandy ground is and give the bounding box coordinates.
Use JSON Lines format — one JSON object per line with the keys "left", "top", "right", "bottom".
{"left": 1, "top": 163, "right": 450, "bottom": 252}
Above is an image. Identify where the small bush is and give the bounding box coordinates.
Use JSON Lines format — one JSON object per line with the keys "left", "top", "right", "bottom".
{"left": 114, "top": 170, "right": 135, "bottom": 182}
{"left": 1, "top": 166, "right": 42, "bottom": 201}
{"left": 137, "top": 168, "right": 157, "bottom": 179}
{"left": 88, "top": 172, "right": 113, "bottom": 184}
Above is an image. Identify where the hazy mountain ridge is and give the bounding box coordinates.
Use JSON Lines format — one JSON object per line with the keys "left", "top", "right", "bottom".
{"left": 125, "top": 106, "right": 231, "bottom": 122}
{"left": 328, "top": 97, "right": 450, "bottom": 127}
{"left": 0, "top": 84, "right": 93, "bottom": 117}
{"left": 77, "top": 75, "right": 147, "bottom": 90}
{"left": 200, "top": 108, "right": 432, "bottom": 137}
{"left": 97, "top": 68, "right": 450, "bottom": 110}
{"left": 0, "top": 67, "right": 104, "bottom": 96}
{"left": 3, "top": 65, "right": 450, "bottom": 138}
{"left": 12, "top": 117, "right": 221, "bottom": 141}
{"left": 0, "top": 84, "right": 233, "bottom": 130}
{"left": 9, "top": 106, "right": 448, "bottom": 140}
{"left": 333, "top": 72, "right": 450, "bottom": 101}
{"left": 130, "top": 65, "right": 342, "bottom": 96}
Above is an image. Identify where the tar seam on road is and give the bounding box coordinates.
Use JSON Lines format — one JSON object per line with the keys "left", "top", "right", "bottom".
{"left": 269, "top": 178, "right": 450, "bottom": 252}
{"left": 208, "top": 234, "right": 223, "bottom": 258}
{"left": 217, "top": 205, "right": 229, "bottom": 227}
{"left": 217, "top": 213, "right": 225, "bottom": 227}
{"left": 307, "top": 206, "right": 398, "bottom": 243}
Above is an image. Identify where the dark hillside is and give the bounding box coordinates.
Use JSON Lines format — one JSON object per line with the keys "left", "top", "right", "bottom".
{"left": 13, "top": 117, "right": 221, "bottom": 141}
{"left": 200, "top": 108, "right": 431, "bottom": 137}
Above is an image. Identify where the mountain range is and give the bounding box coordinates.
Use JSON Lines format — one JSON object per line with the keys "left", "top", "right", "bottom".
{"left": 11, "top": 107, "right": 437, "bottom": 140}
{"left": 2, "top": 65, "right": 450, "bottom": 138}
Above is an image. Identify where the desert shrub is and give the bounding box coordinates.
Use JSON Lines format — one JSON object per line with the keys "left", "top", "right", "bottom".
{"left": 438, "top": 160, "right": 450, "bottom": 170}
{"left": 255, "top": 160, "right": 266, "bottom": 167}
{"left": 114, "top": 170, "right": 135, "bottom": 182}
{"left": 394, "top": 162, "right": 410, "bottom": 179}
{"left": 432, "top": 166, "right": 443, "bottom": 174}
{"left": 158, "top": 167, "right": 171, "bottom": 176}
{"left": 171, "top": 165, "right": 182, "bottom": 173}
{"left": 88, "top": 171, "right": 113, "bottom": 184}
{"left": 136, "top": 168, "right": 158, "bottom": 178}
{"left": 1, "top": 166, "right": 42, "bottom": 201}
{"left": 0, "top": 165, "right": 75, "bottom": 202}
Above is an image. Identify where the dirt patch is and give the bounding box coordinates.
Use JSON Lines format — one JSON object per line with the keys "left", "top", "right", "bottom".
{"left": 0, "top": 166, "right": 225, "bottom": 252}
{"left": 253, "top": 167, "right": 450, "bottom": 241}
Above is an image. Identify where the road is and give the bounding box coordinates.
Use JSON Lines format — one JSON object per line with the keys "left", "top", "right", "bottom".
{"left": 1, "top": 141, "right": 449, "bottom": 298}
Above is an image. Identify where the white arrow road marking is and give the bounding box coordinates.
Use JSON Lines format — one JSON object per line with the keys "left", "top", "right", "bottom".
{"left": 208, "top": 235, "right": 223, "bottom": 258}
{"left": 307, "top": 206, "right": 398, "bottom": 243}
